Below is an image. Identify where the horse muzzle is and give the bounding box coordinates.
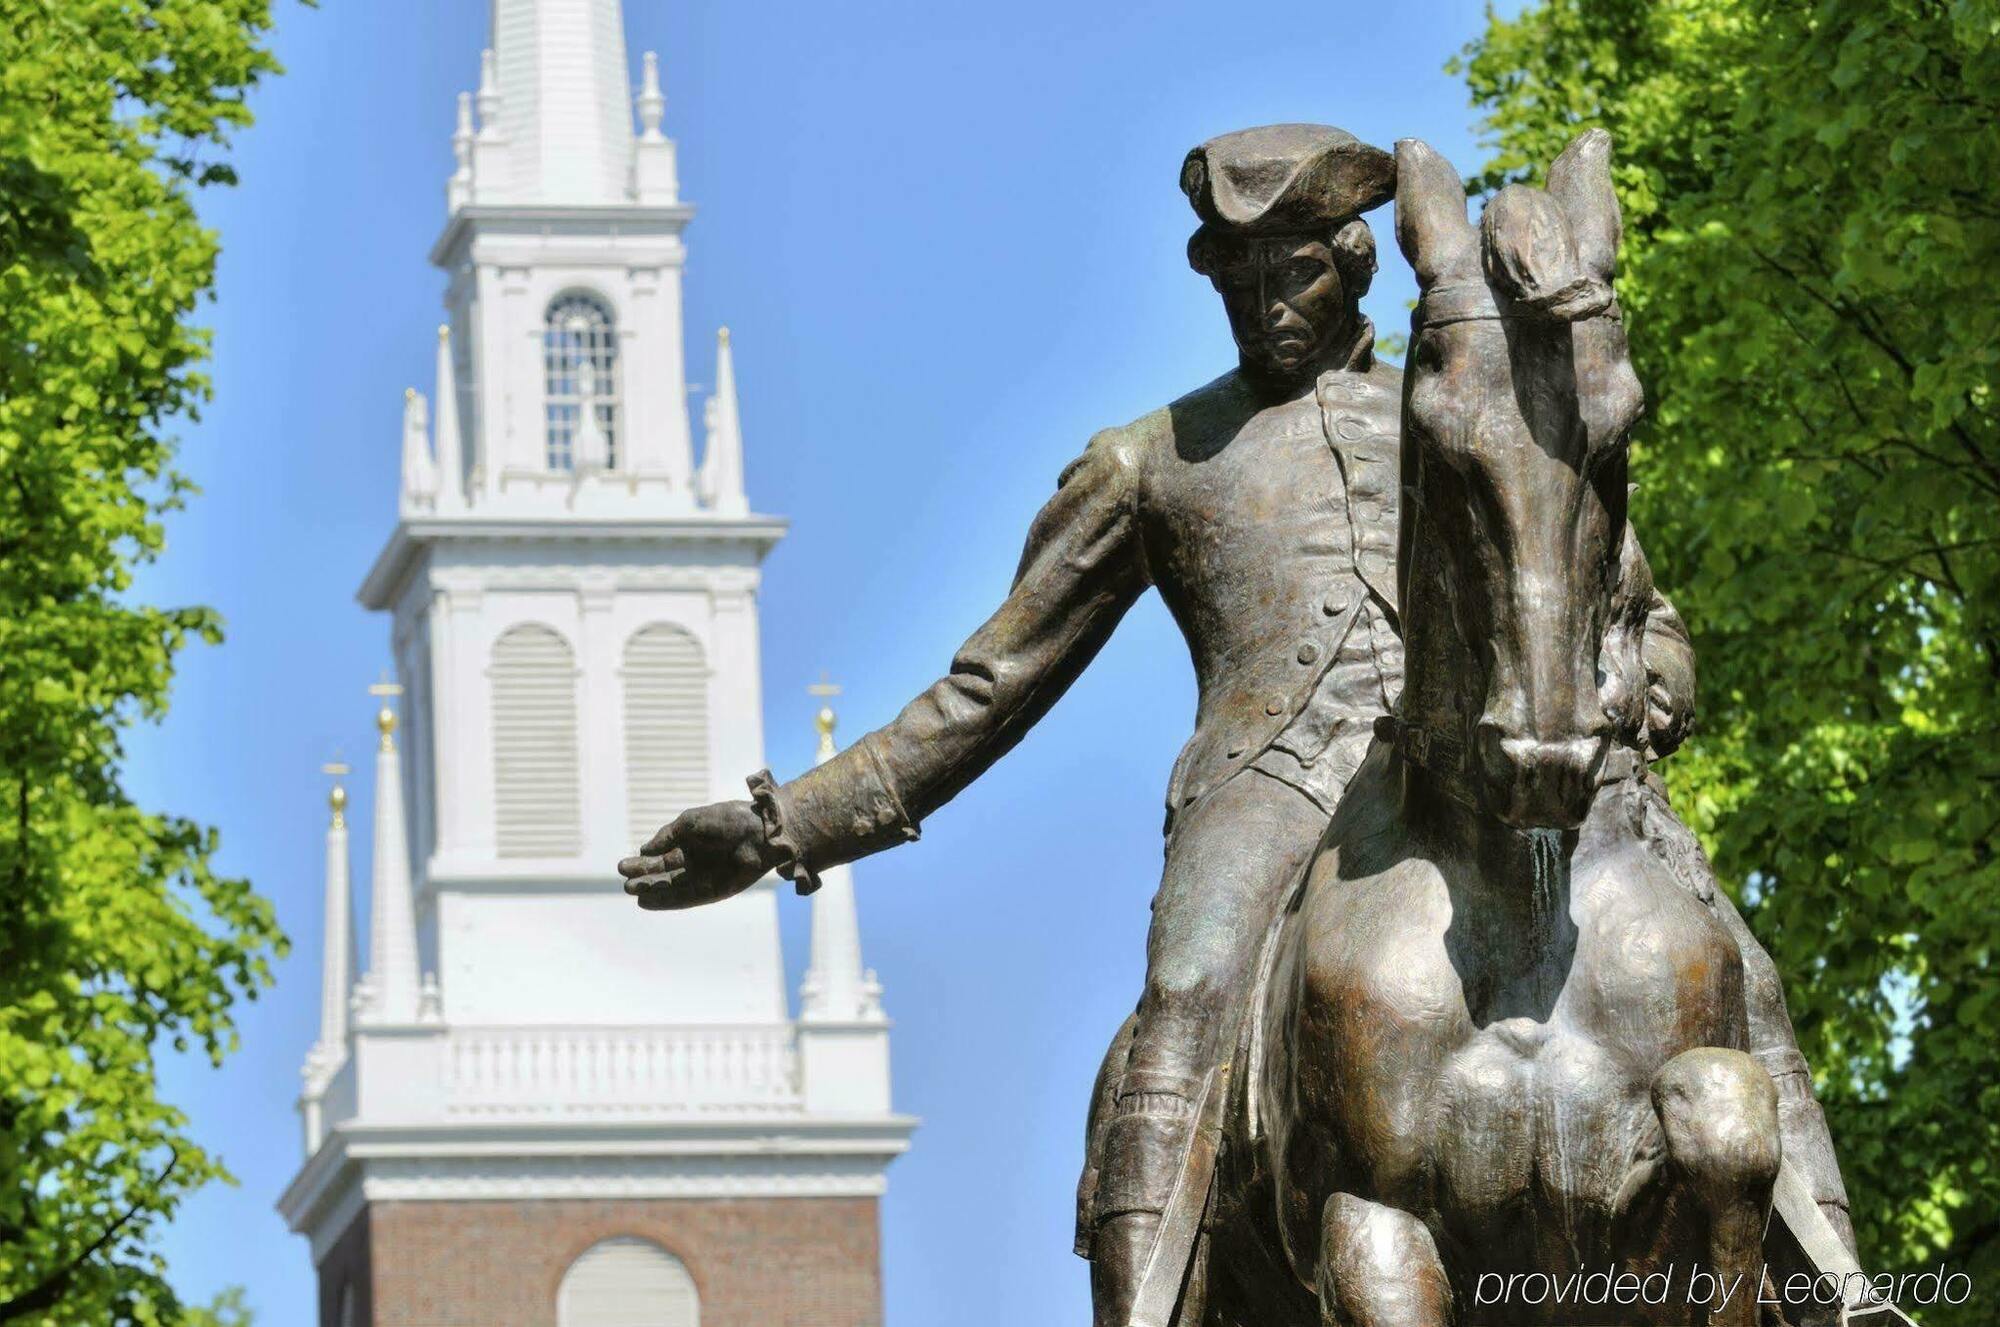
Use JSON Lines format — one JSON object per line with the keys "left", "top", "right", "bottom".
{"left": 1471, "top": 727, "right": 1609, "bottom": 830}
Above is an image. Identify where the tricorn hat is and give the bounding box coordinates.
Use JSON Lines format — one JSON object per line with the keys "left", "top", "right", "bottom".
{"left": 1181, "top": 124, "right": 1396, "bottom": 235}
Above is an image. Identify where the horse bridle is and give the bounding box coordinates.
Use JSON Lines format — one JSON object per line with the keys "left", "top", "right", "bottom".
{"left": 1413, "top": 280, "right": 1623, "bottom": 330}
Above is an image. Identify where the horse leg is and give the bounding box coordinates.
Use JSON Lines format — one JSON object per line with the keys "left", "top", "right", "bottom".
{"left": 1316, "top": 1194, "right": 1453, "bottom": 1327}
{"left": 1651, "top": 1048, "right": 1781, "bottom": 1327}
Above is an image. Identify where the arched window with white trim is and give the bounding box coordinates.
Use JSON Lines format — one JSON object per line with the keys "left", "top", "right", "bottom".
{"left": 491, "top": 623, "right": 581, "bottom": 857}
{"left": 623, "top": 624, "right": 711, "bottom": 845}
{"left": 544, "top": 292, "right": 620, "bottom": 472}
{"left": 557, "top": 1238, "right": 699, "bottom": 1327}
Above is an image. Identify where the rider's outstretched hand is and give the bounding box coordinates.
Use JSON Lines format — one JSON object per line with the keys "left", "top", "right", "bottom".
{"left": 619, "top": 800, "right": 778, "bottom": 910}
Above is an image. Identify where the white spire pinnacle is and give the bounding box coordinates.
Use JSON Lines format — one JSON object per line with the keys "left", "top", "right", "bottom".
{"left": 433, "top": 325, "right": 463, "bottom": 506}
{"left": 312, "top": 761, "right": 354, "bottom": 1069}
{"left": 476, "top": 47, "right": 502, "bottom": 135}
{"left": 400, "top": 388, "right": 437, "bottom": 512}
{"left": 632, "top": 47, "right": 679, "bottom": 203}
{"left": 486, "top": 0, "right": 635, "bottom": 204}
{"left": 800, "top": 685, "right": 884, "bottom": 1025}
{"left": 449, "top": 93, "right": 475, "bottom": 212}
{"left": 699, "top": 327, "right": 749, "bottom": 516}
{"left": 359, "top": 682, "right": 424, "bottom": 1025}
{"left": 637, "top": 51, "right": 665, "bottom": 142}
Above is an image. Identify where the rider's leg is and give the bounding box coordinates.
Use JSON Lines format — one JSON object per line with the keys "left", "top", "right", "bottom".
{"left": 1316, "top": 1193, "right": 1452, "bottom": 1327}
{"left": 1651, "top": 1047, "right": 1782, "bottom": 1327}
{"left": 1090, "top": 769, "right": 1327, "bottom": 1326}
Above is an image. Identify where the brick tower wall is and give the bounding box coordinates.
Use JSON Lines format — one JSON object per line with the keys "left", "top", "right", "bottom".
{"left": 316, "top": 1197, "right": 883, "bottom": 1327}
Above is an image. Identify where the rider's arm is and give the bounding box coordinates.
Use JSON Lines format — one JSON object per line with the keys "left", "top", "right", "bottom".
{"left": 754, "top": 425, "right": 1152, "bottom": 890}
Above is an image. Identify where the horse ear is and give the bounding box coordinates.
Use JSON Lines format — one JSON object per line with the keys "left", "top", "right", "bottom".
{"left": 1546, "top": 129, "right": 1621, "bottom": 281}
{"left": 1395, "top": 138, "right": 1477, "bottom": 288}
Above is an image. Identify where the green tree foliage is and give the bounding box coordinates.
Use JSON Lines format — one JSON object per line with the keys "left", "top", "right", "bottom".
{"left": 1457, "top": 0, "right": 2000, "bottom": 1311}
{"left": 0, "top": 2, "right": 286, "bottom": 1321}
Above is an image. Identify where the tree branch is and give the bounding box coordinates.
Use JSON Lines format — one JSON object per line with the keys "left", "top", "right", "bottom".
{"left": 0, "top": 1149, "right": 178, "bottom": 1324}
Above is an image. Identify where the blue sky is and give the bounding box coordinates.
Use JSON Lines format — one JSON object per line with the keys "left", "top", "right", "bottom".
{"left": 133, "top": 1, "right": 1502, "bottom": 1320}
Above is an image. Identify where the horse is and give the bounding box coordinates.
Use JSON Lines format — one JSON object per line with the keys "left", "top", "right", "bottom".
{"left": 1161, "top": 133, "right": 1899, "bottom": 1327}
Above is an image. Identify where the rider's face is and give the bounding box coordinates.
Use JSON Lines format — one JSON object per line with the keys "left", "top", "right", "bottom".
{"left": 1209, "top": 237, "right": 1349, "bottom": 383}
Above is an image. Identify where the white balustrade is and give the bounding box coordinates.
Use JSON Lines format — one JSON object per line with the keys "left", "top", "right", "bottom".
{"left": 441, "top": 1023, "right": 802, "bottom": 1119}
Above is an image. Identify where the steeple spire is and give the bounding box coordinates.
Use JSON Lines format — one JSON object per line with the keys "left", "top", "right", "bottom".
{"left": 799, "top": 682, "right": 883, "bottom": 1025}
{"left": 358, "top": 681, "right": 425, "bottom": 1025}
{"left": 699, "top": 327, "right": 749, "bottom": 516}
{"left": 400, "top": 388, "right": 437, "bottom": 512}
{"left": 485, "top": 0, "right": 636, "bottom": 205}
{"left": 312, "top": 760, "right": 354, "bottom": 1065}
{"left": 433, "top": 325, "right": 463, "bottom": 507}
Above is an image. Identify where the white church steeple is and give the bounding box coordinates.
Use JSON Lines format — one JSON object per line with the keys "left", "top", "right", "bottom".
{"left": 286, "top": 5, "right": 910, "bottom": 1304}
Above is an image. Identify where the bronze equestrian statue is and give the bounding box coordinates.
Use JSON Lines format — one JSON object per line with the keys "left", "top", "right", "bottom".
{"left": 617, "top": 125, "right": 1874, "bottom": 1324}
{"left": 1184, "top": 133, "right": 1903, "bottom": 1327}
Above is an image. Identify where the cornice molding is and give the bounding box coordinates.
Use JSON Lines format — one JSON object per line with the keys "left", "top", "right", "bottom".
{"left": 430, "top": 204, "right": 696, "bottom": 267}
{"left": 278, "top": 1115, "right": 917, "bottom": 1261}
{"left": 359, "top": 516, "right": 787, "bottom": 609}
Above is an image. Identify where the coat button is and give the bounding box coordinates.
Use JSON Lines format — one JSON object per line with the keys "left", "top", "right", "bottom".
{"left": 1297, "top": 641, "right": 1320, "bottom": 666}
{"left": 1323, "top": 591, "right": 1347, "bottom": 616}
{"left": 1265, "top": 698, "right": 1285, "bottom": 716}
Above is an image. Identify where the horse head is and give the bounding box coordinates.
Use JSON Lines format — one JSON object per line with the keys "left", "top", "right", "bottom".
{"left": 1394, "top": 131, "right": 1647, "bottom": 830}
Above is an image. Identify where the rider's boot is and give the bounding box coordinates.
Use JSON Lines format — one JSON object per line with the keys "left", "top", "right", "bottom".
{"left": 1090, "top": 1098, "right": 1193, "bottom": 1326}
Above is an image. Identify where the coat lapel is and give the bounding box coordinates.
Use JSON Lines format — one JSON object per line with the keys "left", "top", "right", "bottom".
{"left": 1316, "top": 371, "right": 1401, "bottom": 623}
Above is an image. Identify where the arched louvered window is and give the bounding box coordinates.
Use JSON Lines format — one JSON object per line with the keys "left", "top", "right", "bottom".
{"left": 557, "top": 1238, "right": 699, "bottom": 1327}
{"left": 544, "top": 292, "right": 620, "bottom": 472}
{"left": 491, "top": 623, "right": 581, "bottom": 857}
{"left": 624, "top": 625, "right": 710, "bottom": 845}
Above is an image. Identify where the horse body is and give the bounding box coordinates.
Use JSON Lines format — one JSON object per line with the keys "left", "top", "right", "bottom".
{"left": 1249, "top": 770, "right": 1762, "bottom": 1324}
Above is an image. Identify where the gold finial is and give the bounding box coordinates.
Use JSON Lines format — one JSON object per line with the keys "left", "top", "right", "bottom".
{"left": 369, "top": 674, "right": 403, "bottom": 750}
{"left": 404, "top": 386, "right": 417, "bottom": 402}
{"left": 437, "top": 323, "right": 450, "bottom": 342}
{"left": 322, "top": 759, "right": 350, "bottom": 827}
{"left": 718, "top": 325, "right": 731, "bottom": 346}
{"left": 808, "top": 674, "right": 841, "bottom": 758}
